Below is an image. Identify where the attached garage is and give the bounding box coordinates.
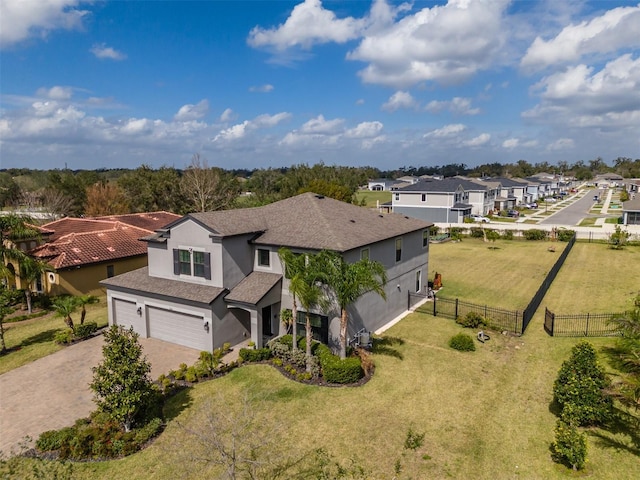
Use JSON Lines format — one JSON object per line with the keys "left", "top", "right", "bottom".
{"left": 147, "top": 306, "right": 210, "bottom": 351}
{"left": 113, "top": 298, "right": 146, "bottom": 335}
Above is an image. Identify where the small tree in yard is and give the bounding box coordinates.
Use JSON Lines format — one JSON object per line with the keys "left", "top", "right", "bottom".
{"left": 0, "top": 292, "right": 12, "bottom": 354}
{"left": 90, "top": 325, "right": 155, "bottom": 432}
{"left": 550, "top": 419, "right": 587, "bottom": 471}
{"left": 53, "top": 296, "right": 79, "bottom": 329}
{"left": 608, "top": 225, "right": 630, "bottom": 250}
{"left": 77, "top": 294, "right": 99, "bottom": 324}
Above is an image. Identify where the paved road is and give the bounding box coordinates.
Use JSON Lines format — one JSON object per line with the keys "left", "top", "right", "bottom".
{"left": 539, "top": 190, "right": 596, "bottom": 225}
{"left": 0, "top": 335, "right": 200, "bottom": 455}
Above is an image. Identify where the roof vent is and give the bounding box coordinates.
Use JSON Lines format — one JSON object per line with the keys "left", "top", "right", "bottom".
{"left": 350, "top": 219, "right": 355, "bottom": 223}
{"left": 315, "top": 194, "right": 325, "bottom": 199}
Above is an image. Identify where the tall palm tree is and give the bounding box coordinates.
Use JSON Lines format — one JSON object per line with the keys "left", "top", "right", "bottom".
{"left": 278, "top": 248, "right": 306, "bottom": 352}
{"left": 19, "top": 257, "right": 52, "bottom": 314}
{"left": 53, "top": 296, "right": 79, "bottom": 330}
{"left": 609, "top": 295, "right": 640, "bottom": 411}
{"left": 323, "top": 252, "right": 387, "bottom": 359}
{"left": 77, "top": 294, "right": 99, "bottom": 325}
{"left": 0, "top": 214, "right": 40, "bottom": 286}
{"left": 0, "top": 291, "right": 12, "bottom": 354}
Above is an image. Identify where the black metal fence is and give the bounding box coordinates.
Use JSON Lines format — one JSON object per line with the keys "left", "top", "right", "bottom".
{"left": 544, "top": 307, "right": 623, "bottom": 337}
{"left": 521, "top": 234, "right": 576, "bottom": 332}
{"left": 411, "top": 294, "right": 523, "bottom": 334}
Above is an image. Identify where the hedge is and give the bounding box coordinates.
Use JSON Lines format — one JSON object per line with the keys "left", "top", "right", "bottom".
{"left": 315, "top": 344, "right": 363, "bottom": 384}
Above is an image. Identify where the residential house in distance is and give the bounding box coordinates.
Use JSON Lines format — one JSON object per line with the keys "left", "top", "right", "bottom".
{"left": 391, "top": 177, "right": 498, "bottom": 223}
{"left": 2, "top": 223, "right": 54, "bottom": 292}
{"left": 101, "top": 193, "right": 432, "bottom": 352}
{"left": 29, "top": 212, "right": 181, "bottom": 296}
{"left": 479, "top": 177, "right": 532, "bottom": 210}
{"left": 622, "top": 196, "right": 640, "bottom": 225}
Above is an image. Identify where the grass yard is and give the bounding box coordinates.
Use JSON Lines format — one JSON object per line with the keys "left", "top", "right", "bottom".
{"left": 5, "top": 242, "right": 640, "bottom": 479}
{"left": 0, "top": 298, "right": 107, "bottom": 375}
{"left": 354, "top": 190, "right": 391, "bottom": 208}
{"left": 428, "top": 238, "right": 561, "bottom": 309}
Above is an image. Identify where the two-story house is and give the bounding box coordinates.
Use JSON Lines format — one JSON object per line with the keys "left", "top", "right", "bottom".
{"left": 101, "top": 193, "right": 432, "bottom": 352}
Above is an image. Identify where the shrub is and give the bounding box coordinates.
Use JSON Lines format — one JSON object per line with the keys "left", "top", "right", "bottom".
{"left": 54, "top": 329, "right": 74, "bottom": 344}
{"left": 185, "top": 366, "right": 198, "bottom": 383}
{"left": 316, "top": 344, "right": 363, "bottom": 384}
{"left": 469, "top": 227, "right": 484, "bottom": 238}
{"left": 456, "top": 311, "right": 485, "bottom": 328}
{"left": 553, "top": 341, "right": 612, "bottom": 426}
{"left": 523, "top": 229, "right": 547, "bottom": 240}
{"left": 73, "top": 322, "right": 98, "bottom": 339}
{"left": 239, "top": 347, "right": 272, "bottom": 362}
{"left": 449, "top": 333, "right": 475, "bottom": 352}
{"left": 428, "top": 225, "right": 439, "bottom": 236}
{"left": 556, "top": 229, "right": 575, "bottom": 242}
{"left": 448, "top": 227, "right": 464, "bottom": 240}
{"left": 501, "top": 229, "right": 514, "bottom": 240}
{"left": 550, "top": 420, "right": 587, "bottom": 471}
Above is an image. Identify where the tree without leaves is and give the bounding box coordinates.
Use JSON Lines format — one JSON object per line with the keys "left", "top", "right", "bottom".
{"left": 39, "top": 188, "right": 76, "bottom": 219}
{"left": 90, "top": 325, "right": 154, "bottom": 432}
{"left": 321, "top": 252, "right": 387, "bottom": 360}
{"left": 180, "top": 154, "right": 241, "bottom": 212}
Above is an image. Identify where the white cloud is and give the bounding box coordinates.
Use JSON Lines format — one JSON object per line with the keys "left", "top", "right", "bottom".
{"left": 345, "top": 121, "right": 383, "bottom": 138}
{"left": 463, "top": 133, "right": 490, "bottom": 147}
{"left": 90, "top": 43, "right": 127, "bottom": 61}
{"left": 521, "top": 5, "right": 640, "bottom": 70}
{"left": 249, "top": 84, "right": 274, "bottom": 93}
{"left": 355, "top": 98, "right": 365, "bottom": 105}
{"left": 219, "top": 108, "right": 235, "bottom": 122}
{"left": 300, "top": 114, "right": 344, "bottom": 134}
{"left": 348, "top": 0, "right": 510, "bottom": 88}
{"left": 214, "top": 112, "right": 291, "bottom": 142}
{"left": 382, "top": 91, "right": 417, "bottom": 112}
{"left": 0, "top": 0, "right": 89, "bottom": 48}
{"left": 502, "top": 138, "right": 520, "bottom": 149}
{"left": 424, "top": 123, "right": 466, "bottom": 138}
{"left": 523, "top": 54, "right": 640, "bottom": 127}
{"left": 547, "top": 138, "right": 574, "bottom": 151}
{"left": 425, "top": 97, "right": 480, "bottom": 115}
{"left": 174, "top": 99, "right": 210, "bottom": 121}
{"left": 247, "top": 0, "right": 364, "bottom": 51}
{"left": 36, "top": 86, "right": 73, "bottom": 101}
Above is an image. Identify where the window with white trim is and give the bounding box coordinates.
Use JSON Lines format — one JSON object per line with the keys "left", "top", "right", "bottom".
{"left": 422, "top": 230, "right": 429, "bottom": 248}
{"left": 395, "top": 238, "right": 402, "bottom": 262}
{"left": 415, "top": 270, "right": 421, "bottom": 293}
{"left": 421, "top": 193, "right": 426, "bottom": 202}
{"left": 361, "top": 248, "right": 370, "bottom": 260}
{"left": 258, "top": 249, "right": 270, "bottom": 267}
{"left": 173, "top": 248, "right": 211, "bottom": 279}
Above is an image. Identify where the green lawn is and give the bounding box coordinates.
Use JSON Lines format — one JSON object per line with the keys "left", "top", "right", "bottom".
{"left": 0, "top": 298, "right": 108, "bottom": 375}
{"left": 354, "top": 190, "right": 391, "bottom": 208}
{"left": 579, "top": 217, "right": 598, "bottom": 226}
{"left": 5, "top": 243, "right": 639, "bottom": 479}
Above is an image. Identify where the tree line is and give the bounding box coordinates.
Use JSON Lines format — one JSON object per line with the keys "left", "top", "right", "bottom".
{"left": 1, "top": 156, "right": 638, "bottom": 217}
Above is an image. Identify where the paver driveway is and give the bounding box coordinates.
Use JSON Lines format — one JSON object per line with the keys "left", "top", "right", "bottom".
{"left": 0, "top": 334, "right": 200, "bottom": 454}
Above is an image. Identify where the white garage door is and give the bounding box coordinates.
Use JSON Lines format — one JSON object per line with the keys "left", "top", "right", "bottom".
{"left": 113, "top": 299, "right": 146, "bottom": 335}
{"left": 147, "top": 306, "right": 210, "bottom": 351}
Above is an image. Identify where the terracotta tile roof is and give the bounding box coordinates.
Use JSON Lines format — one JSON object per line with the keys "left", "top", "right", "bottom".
{"left": 91, "top": 212, "right": 181, "bottom": 231}
{"left": 100, "top": 267, "right": 225, "bottom": 305}
{"left": 189, "top": 192, "right": 432, "bottom": 252}
{"left": 225, "top": 272, "right": 282, "bottom": 305}
{"left": 31, "top": 223, "right": 151, "bottom": 269}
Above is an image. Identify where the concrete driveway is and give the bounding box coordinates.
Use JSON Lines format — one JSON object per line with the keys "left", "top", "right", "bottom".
{"left": 0, "top": 334, "right": 200, "bottom": 455}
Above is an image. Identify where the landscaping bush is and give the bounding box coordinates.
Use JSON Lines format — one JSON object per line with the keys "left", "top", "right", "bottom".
{"left": 469, "top": 227, "right": 484, "bottom": 238}
{"left": 523, "top": 229, "right": 547, "bottom": 241}
{"left": 448, "top": 227, "right": 464, "bottom": 240}
{"left": 556, "top": 229, "right": 575, "bottom": 242}
{"left": 456, "top": 311, "right": 486, "bottom": 328}
{"left": 428, "top": 225, "right": 439, "bottom": 236}
{"left": 448, "top": 333, "right": 475, "bottom": 352}
{"left": 550, "top": 420, "right": 587, "bottom": 471}
{"left": 239, "top": 347, "right": 272, "bottom": 362}
{"left": 553, "top": 341, "right": 612, "bottom": 426}
{"left": 54, "top": 328, "right": 74, "bottom": 345}
{"left": 73, "top": 322, "right": 98, "bottom": 339}
{"left": 501, "top": 229, "right": 514, "bottom": 240}
{"left": 315, "top": 343, "right": 363, "bottom": 384}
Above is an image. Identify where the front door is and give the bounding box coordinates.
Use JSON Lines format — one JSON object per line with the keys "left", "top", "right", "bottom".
{"left": 262, "top": 305, "right": 272, "bottom": 336}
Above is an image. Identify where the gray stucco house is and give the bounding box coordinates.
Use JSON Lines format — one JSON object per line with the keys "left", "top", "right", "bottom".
{"left": 101, "top": 193, "right": 432, "bottom": 352}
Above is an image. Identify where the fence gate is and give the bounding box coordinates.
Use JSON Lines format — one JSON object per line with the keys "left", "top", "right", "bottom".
{"left": 544, "top": 308, "right": 555, "bottom": 335}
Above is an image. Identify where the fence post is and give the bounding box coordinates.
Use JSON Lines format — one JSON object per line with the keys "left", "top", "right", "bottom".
{"left": 585, "top": 313, "right": 590, "bottom": 336}
{"left": 455, "top": 298, "right": 459, "bottom": 319}
{"left": 433, "top": 295, "right": 437, "bottom": 316}
{"left": 407, "top": 290, "right": 410, "bottom": 311}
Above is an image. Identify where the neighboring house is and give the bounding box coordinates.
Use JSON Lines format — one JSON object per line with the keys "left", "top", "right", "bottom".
{"left": 624, "top": 178, "right": 640, "bottom": 193}
{"left": 368, "top": 179, "right": 403, "bottom": 191}
{"left": 29, "top": 212, "right": 181, "bottom": 296}
{"left": 480, "top": 177, "right": 530, "bottom": 209}
{"left": 2, "top": 224, "right": 54, "bottom": 292}
{"left": 101, "top": 193, "right": 432, "bottom": 352}
{"left": 594, "top": 173, "right": 624, "bottom": 188}
{"left": 622, "top": 196, "right": 640, "bottom": 225}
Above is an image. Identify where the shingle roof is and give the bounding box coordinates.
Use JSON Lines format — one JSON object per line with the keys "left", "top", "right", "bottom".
{"left": 32, "top": 212, "right": 181, "bottom": 269}
{"left": 225, "top": 272, "right": 282, "bottom": 305}
{"left": 100, "top": 267, "right": 225, "bottom": 305}
{"left": 190, "top": 192, "right": 432, "bottom": 252}
{"left": 396, "top": 178, "right": 488, "bottom": 193}
{"left": 623, "top": 196, "right": 640, "bottom": 212}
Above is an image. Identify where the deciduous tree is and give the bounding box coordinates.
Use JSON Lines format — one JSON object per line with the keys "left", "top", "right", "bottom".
{"left": 84, "top": 182, "right": 130, "bottom": 216}
{"left": 180, "top": 154, "right": 241, "bottom": 212}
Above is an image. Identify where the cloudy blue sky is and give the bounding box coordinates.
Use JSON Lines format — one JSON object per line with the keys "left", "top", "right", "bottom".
{"left": 1, "top": 0, "right": 639, "bottom": 171}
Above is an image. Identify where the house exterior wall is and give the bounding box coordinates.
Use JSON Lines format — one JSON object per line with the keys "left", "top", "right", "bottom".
{"left": 395, "top": 191, "right": 452, "bottom": 207}
{"left": 393, "top": 206, "right": 462, "bottom": 223}
{"left": 49, "top": 256, "right": 148, "bottom": 297}
{"left": 221, "top": 233, "right": 255, "bottom": 290}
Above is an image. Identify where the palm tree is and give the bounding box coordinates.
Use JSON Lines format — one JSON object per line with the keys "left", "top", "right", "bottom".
{"left": 608, "top": 295, "right": 640, "bottom": 411}
{"left": 0, "top": 214, "right": 40, "bottom": 286}
{"left": 0, "top": 291, "right": 12, "bottom": 354}
{"left": 77, "top": 294, "right": 99, "bottom": 325}
{"left": 19, "top": 257, "right": 52, "bottom": 314}
{"left": 323, "top": 252, "right": 387, "bottom": 359}
{"left": 53, "top": 296, "right": 79, "bottom": 330}
{"left": 278, "top": 248, "right": 307, "bottom": 353}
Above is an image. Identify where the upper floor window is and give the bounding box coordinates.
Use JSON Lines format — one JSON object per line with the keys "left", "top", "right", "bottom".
{"left": 415, "top": 270, "right": 422, "bottom": 293}
{"left": 106, "top": 265, "right": 115, "bottom": 278}
{"left": 422, "top": 230, "right": 429, "bottom": 248}
{"left": 395, "top": 238, "right": 402, "bottom": 262}
{"left": 421, "top": 193, "right": 426, "bottom": 202}
{"left": 173, "top": 248, "right": 211, "bottom": 280}
{"left": 394, "top": 193, "right": 399, "bottom": 201}
{"left": 258, "top": 249, "right": 270, "bottom": 267}
{"left": 361, "top": 248, "right": 370, "bottom": 260}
